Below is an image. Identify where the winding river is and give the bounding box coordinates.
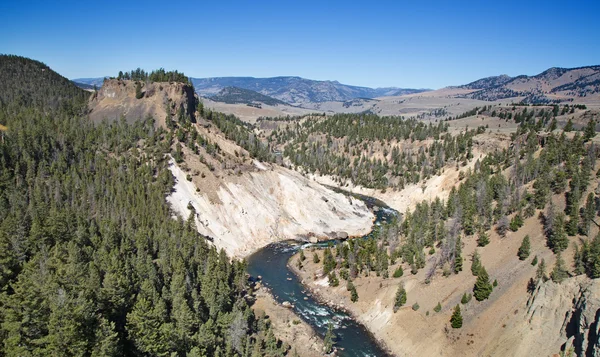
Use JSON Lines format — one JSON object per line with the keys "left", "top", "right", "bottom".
{"left": 247, "top": 195, "right": 396, "bottom": 357}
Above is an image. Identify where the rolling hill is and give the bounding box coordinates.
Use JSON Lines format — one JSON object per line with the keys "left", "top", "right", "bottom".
{"left": 208, "top": 86, "right": 289, "bottom": 106}
{"left": 458, "top": 65, "right": 600, "bottom": 103}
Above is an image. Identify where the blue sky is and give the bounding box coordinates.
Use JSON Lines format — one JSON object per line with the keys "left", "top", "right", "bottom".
{"left": 1, "top": 0, "right": 598, "bottom": 89}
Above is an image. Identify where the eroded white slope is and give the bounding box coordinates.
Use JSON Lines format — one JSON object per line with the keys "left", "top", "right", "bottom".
{"left": 167, "top": 160, "right": 374, "bottom": 257}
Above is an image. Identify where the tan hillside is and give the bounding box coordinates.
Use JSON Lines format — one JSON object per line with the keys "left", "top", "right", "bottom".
{"left": 461, "top": 66, "right": 600, "bottom": 104}
{"left": 291, "top": 173, "right": 600, "bottom": 357}
{"left": 202, "top": 97, "right": 314, "bottom": 124}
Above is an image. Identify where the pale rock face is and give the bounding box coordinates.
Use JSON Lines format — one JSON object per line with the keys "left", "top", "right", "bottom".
{"left": 167, "top": 160, "right": 374, "bottom": 258}
{"left": 488, "top": 276, "right": 600, "bottom": 357}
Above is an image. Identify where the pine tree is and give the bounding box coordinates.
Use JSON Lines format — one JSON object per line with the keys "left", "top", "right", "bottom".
{"left": 582, "top": 193, "right": 596, "bottom": 236}
{"left": 510, "top": 213, "right": 524, "bottom": 232}
{"left": 548, "top": 213, "right": 569, "bottom": 253}
{"left": 323, "top": 247, "right": 336, "bottom": 274}
{"left": 434, "top": 302, "right": 442, "bottom": 313}
{"left": 531, "top": 255, "right": 538, "bottom": 266}
{"left": 454, "top": 237, "right": 463, "bottom": 274}
{"left": 328, "top": 272, "right": 339, "bottom": 287}
{"left": 551, "top": 253, "right": 568, "bottom": 283}
{"left": 461, "top": 293, "right": 472, "bottom": 304}
{"left": 471, "top": 250, "right": 482, "bottom": 276}
{"left": 518, "top": 235, "right": 531, "bottom": 260}
{"left": 536, "top": 259, "right": 548, "bottom": 282}
{"left": 573, "top": 243, "right": 586, "bottom": 275}
{"left": 323, "top": 323, "right": 335, "bottom": 354}
{"left": 393, "top": 285, "right": 407, "bottom": 312}
{"left": 477, "top": 230, "right": 490, "bottom": 247}
{"left": 347, "top": 281, "right": 358, "bottom": 302}
{"left": 393, "top": 265, "right": 404, "bottom": 278}
{"left": 450, "top": 305, "right": 463, "bottom": 329}
{"left": 313, "top": 252, "right": 320, "bottom": 264}
{"left": 473, "top": 266, "right": 493, "bottom": 301}
{"left": 584, "top": 119, "right": 597, "bottom": 141}
{"left": 564, "top": 119, "right": 574, "bottom": 132}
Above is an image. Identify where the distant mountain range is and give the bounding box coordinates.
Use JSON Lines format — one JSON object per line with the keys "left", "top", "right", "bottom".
{"left": 191, "top": 76, "right": 428, "bottom": 105}
{"left": 74, "top": 76, "right": 428, "bottom": 105}
{"left": 74, "top": 64, "right": 600, "bottom": 106}
{"left": 72, "top": 77, "right": 107, "bottom": 88}
{"left": 457, "top": 65, "right": 600, "bottom": 103}
{"left": 72, "top": 81, "right": 96, "bottom": 90}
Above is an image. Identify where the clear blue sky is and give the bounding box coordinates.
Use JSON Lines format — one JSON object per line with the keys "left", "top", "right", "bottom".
{"left": 1, "top": 0, "right": 598, "bottom": 89}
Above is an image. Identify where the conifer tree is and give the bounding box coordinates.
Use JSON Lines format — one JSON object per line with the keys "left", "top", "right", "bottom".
{"left": 536, "top": 259, "right": 548, "bottom": 282}
{"left": 461, "top": 293, "right": 472, "bottom": 304}
{"left": 450, "top": 305, "right": 463, "bottom": 329}
{"left": 323, "top": 247, "right": 336, "bottom": 274}
{"left": 584, "top": 119, "right": 597, "bottom": 141}
{"left": 323, "top": 323, "right": 335, "bottom": 354}
{"left": 347, "top": 280, "right": 359, "bottom": 302}
{"left": 548, "top": 213, "right": 569, "bottom": 253}
{"left": 551, "top": 253, "right": 568, "bottom": 283}
{"left": 564, "top": 119, "right": 574, "bottom": 132}
{"left": 518, "top": 235, "right": 531, "bottom": 260}
{"left": 393, "top": 285, "right": 407, "bottom": 312}
{"left": 328, "top": 272, "right": 340, "bottom": 287}
{"left": 454, "top": 236, "right": 464, "bottom": 274}
{"left": 473, "top": 266, "right": 493, "bottom": 301}
{"left": 477, "top": 230, "right": 490, "bottom": 247}
{"left": 471, "top": 250, "right": 482, "bottom": 276}
{"left": 393, "top": 265, "right": 404, "bottom": 278}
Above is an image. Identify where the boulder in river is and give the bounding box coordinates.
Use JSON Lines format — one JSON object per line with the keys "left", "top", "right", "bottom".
{"left": 337, "top": 231, "right": 349, "bottom": 240}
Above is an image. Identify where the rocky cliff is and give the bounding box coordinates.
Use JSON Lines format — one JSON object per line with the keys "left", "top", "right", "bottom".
{"left": 88, "top": 79, "right": 197, "bottom": 126}
{"left": 167, "top": 159, "right": 374, "bottom": 258}
{"left": 487, "top": 276, "right": 600, "bottom": 357}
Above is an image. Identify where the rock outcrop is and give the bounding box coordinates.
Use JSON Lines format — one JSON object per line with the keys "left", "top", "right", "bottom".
{"left": 528, "top": 276, "right": 600, "bottom": 356}
{"left": 489, "top": 276, "right": 600, "bottom": 356}
{"left": 88, "top": 79, "right": 196, "bottom": 126}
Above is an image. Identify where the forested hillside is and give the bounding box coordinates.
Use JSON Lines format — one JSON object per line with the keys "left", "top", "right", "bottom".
{"left": 0, "top": 57, "right": 289, "bottom": 356}
{"left": 260, "top": 113, "right": 480, "bottom": 190}
{"left": 309, "top": 126, "right": 600, "bottom": 280}
{"left": 0, "top": 55, "right": 89, "bottom": 111}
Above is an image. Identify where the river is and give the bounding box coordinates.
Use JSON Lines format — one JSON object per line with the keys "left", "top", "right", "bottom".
{"left": 247, "top": 194, "right": 396, "bottom": 357}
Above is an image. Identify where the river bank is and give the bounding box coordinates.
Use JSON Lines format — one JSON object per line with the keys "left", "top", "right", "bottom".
{"left": 246, "top": 241, "right": 392, "bottom": 357}
{"left": 251, "top": 285, "right": 326, "bottom": 356}
{"left": 286, "top": 252, "right": 395, "bottom": 356}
